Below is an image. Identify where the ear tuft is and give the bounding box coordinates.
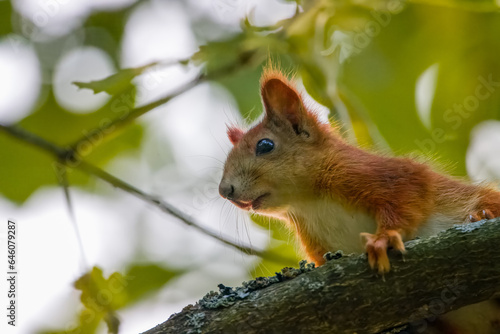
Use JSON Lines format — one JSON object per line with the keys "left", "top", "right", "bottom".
{"left": 261, "top": 71, "right": 305, "bottom": 134}
{"left": 227, "top": 126, "right": 244, "bottom": 145}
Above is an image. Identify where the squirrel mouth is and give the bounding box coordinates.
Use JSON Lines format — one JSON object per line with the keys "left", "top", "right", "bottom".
{"left": 230, "top": 193, "right": 269, "bottom": 211}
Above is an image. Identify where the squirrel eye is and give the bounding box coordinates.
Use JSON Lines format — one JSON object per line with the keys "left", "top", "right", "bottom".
{"left": 256, "top": 138, "right": 274, "bottom": 156}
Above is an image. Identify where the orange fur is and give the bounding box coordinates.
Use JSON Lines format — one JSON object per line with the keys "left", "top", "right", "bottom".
{"left": 219, "top": 68, "right": 500, "bottom": 334}
{"left": 219, "top": 69, "right": 500, "bottom": 273}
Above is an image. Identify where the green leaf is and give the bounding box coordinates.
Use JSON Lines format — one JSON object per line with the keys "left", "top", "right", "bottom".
{"left": 43, "top": 264, "right": 183, "bottom": 334}
{"left": 82, "top": 2, "right": 142, "bottom": 65}
{"left": 216, "top": 66, "right": 263, "bottom": 121}
{"left": 0, "top": 1, "right": 13, "bottom": 36}
{"left": 122, "top": 264, "right": 183, "bottom": 305}
{"left": 193, "top": 30, "right": 288, "bottom": 80}
{"left": 73, "top": 267, "right": 125, "bottom": 333}
{"left": 73, "top": 62, "right": 158, "bottom": 95}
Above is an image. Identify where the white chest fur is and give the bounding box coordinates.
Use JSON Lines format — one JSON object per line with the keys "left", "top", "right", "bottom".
{"left": 281, "top": 197, "right": 467, "bottom": 256}
{"left": 288, "top": 198, "right": 377, "bottom": 254}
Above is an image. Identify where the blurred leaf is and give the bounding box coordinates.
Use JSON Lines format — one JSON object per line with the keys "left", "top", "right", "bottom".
{"left": 82, "top": 2, "right": 142, "bottom": 65}
{"left": 74, "top": 267, "right": 127, "bottom": 311}
{"left": 337, "top": 90, "right": 377, "bottom": 148}
{"left": 193, "top": 34, "right": 254, "bottom": 77}
{"left": 0, "top": 0, "right": 13, "bottom": 36}
{"left": 39, "top": 310, "right": 102, "bottom": 334}
{"left": 208, "top": 36, "right": 296, "bottom": 121}
{"left": 411, "top": 0, "right": 500, "bottom": 12}
{"left": 299, "top": 62, "right": 335, "bottom": 109}
{"left": 75, "top": 264, "right": 182, "bottom": 311}
{"left": 42, "top": 264, "right": 182, "bottom": 334}
{"left": 216, "top": 66, "right": 263, "bottom": 121}
{"left": 73, "top": 267, "right": 124, "bottom": 333}
{"left": 74, "top": 62, "right": 157, "bottom": 95}
{"left": 123, "top": 264, "right": 183, "bottom": 304}
{"left": 250, "top": 215, "right": 301, "bottom": 277}
{"left": 193, "top": 31, "right": 287, "bottom": 79}
{"left": 337, "top": 3, "right": 500, "bottom": 175}
{"left": 0, "top": 87, "right": 143, "bottom": 203}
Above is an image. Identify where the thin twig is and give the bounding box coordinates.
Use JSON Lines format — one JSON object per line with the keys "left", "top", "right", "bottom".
{"left": 0, "top": 124, "right": 296, "bottom": 265}
{"left": 55, "top": 163, "right": 89, "bottom": 272}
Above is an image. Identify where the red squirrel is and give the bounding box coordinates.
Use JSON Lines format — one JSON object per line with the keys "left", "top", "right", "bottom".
{"left": 218, "top": 68, "right": 500, "bottom": 274}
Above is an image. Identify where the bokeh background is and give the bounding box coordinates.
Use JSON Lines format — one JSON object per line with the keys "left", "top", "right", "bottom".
{"left": 1, "top": 0, "right": 500, "bottom": 333}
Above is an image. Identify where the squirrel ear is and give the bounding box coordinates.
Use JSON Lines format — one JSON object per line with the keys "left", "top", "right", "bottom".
{"left": 227, "top": 126, "right": 244, "bottom": 145}
{"left": 261, "top": 77, "right": 306, "bottom": 135}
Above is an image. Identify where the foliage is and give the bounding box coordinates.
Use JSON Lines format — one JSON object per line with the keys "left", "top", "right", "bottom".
{"left": 41, "top": 265, "right": 181, "bottom": 334}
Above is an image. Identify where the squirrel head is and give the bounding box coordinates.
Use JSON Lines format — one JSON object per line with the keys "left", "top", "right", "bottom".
{"left": 219, "top": 70, "right": 332, "bottom": 216}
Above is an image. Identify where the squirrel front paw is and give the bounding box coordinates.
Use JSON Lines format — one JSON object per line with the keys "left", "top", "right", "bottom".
{"left": 467, "top": 209, "right": 494, "bottom": 223}
{"left": 360, "top": 230, "right": 405, "bottom": 274}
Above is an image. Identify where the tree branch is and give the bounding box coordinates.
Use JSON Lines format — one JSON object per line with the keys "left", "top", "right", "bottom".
{"left": 142, "top": 218, "right": 500, "bottom": 334}
{"left": 0, "top": 124, "right": 295, "bottom": 265}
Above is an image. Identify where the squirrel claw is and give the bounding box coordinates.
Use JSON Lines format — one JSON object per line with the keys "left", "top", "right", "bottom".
{"left": 468, "top": 209, "right": 494, "bottom": 222}
{"left": 482, "top": 209, "right": 494, "bottom": 219}
{"left": 360, "top": 230, "right": 405, "bottom": 274}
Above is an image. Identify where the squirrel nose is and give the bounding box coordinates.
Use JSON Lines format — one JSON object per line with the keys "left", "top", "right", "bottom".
{"left": 219, "top": 182, "right": 235, "bottom": 200}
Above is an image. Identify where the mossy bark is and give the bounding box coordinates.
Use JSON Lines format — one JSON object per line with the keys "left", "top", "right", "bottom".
{"left": 142, "top": 218, "right": 500, "bottom": 334}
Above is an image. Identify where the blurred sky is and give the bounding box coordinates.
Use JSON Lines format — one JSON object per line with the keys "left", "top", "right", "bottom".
{"left": 1, "top": 1, "right": 500, "bottom": 334}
